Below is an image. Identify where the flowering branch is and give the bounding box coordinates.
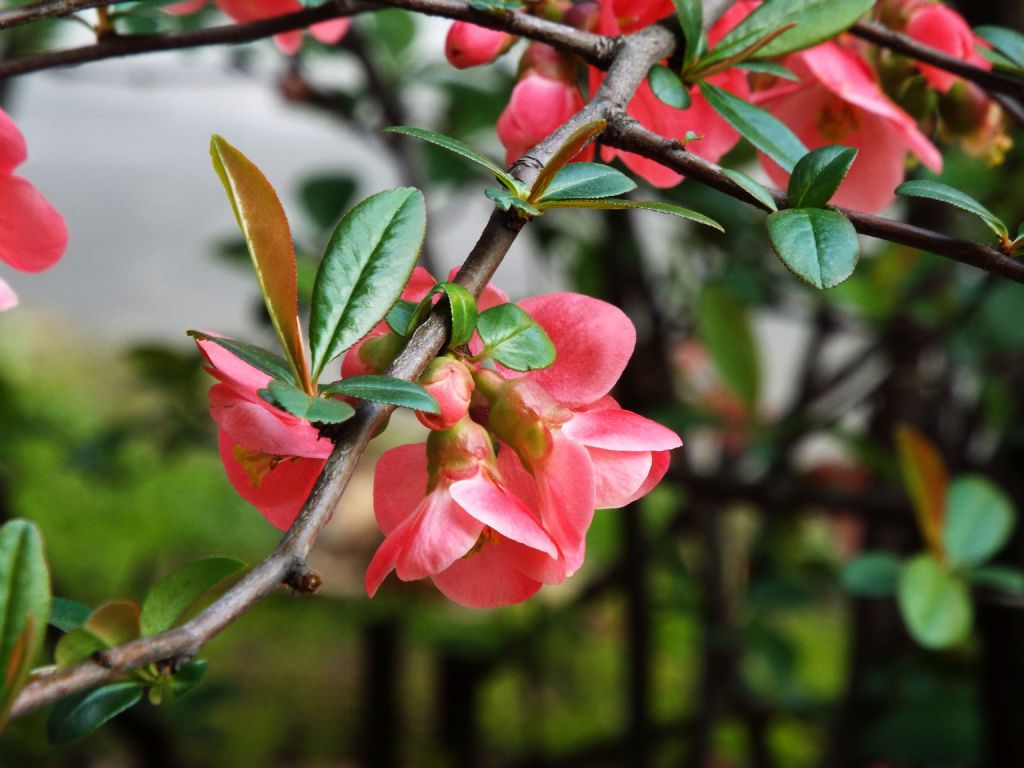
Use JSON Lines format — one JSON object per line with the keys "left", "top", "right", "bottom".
{"left": 7, "top": 20, "right": 674, "bottom": 721}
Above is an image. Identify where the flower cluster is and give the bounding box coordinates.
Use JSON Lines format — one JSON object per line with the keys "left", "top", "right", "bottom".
{"left": 445, "top": 0, "right": 1007, "bottom": 213}
{"left": 355, "top": 269, "right": 682, "bottom": 608}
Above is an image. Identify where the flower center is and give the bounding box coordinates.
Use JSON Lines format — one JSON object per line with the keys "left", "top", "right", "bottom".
{"left": 816, "top": 96, "right": 861, "bottom": 143}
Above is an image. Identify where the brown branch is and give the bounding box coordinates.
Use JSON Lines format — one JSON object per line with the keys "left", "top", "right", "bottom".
{"left": 602, "top": 118, "right": 1024, "bottom": 284}
{"left": 0, "top": 0, "right": 614, "bottom": 75}
{"left": 8, "top": 22, "right": 674, "bottom": 721}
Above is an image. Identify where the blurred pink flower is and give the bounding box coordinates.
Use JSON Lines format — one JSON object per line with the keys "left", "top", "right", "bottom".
{"left": 445, "top": 21, "right": 515, "bottom": 68}
{"left": 497, "top": 70, "right": 586, "bottom": 165}
{"left": 905, "top": 3, "right": 990, "bottom": 93}
{"left": 0, "top": 109, "right": 68, "bottom": 311}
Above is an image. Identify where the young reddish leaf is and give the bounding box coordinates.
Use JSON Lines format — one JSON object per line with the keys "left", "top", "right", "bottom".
{"left": 209, "top": 135, "right": 312, "bottom": 393}
{"left": 528, "top": 118, "right": 607, "bottom": 203}
{"left": 140, "top": 557, "right": 246, "bottom": 637}
{"left": 83, "top": 600, "right": 141, "bottom": 648}
{"left": 895, "top": 425, "right": 949, "bottom": 560}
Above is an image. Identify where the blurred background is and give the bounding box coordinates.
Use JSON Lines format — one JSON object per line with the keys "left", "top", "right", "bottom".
{"left": 4, "top": 1, "right": 1024, "bottom": 766}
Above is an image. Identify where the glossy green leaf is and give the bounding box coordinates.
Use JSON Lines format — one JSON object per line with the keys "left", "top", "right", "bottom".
{"left": 308, "top": 188, "right": 426, "bottom": 383}
{"left": 898, "top": 554, "right": 972, "bottom": 649}
{"left": 47, "top": 682, "right": 145, "bottom": 745}
{"left": 468, "top": 0, "right": 525, "bottom": 11}
{"left": 385, "top": 299, "right": 418, "bottom": 336}
{"left": 49, "top": 597, "right": 92, "bottom": 633}
{"left": 320, "top": 375, "right": 439, "bottom": 413}
{"left": 260, "top": 380, "right": 357, "bottom": 424}
{"left": 841, "top": 552, "right": 902, "bottom": 597}
{"left": 54, "top": 628, "right": 106, "bottom": 669}
{"left": 0, "top": 520, "right": 50, "bottom": 728}
{"left": 529, "top": 119, "right": 607, "bottom": 203}
{"left": 673, "top": 0, "right": 703, "bottom": 66}
{"left": 486, "top": 187, "right": 541, "bottom": 217}
{"left": 427, "top": 282, "right": 478, "bottom": 347}
{"left": 385, "top": 126, "right": 517, "bottom": 191}
{"left": 722, "top": 168, "right": 778, "bottom": 211}
{"left": 943, "top": 476, "right": 1015, "bottom": 569}
{"left": 735, "top": 60, "right": 798, "bottom": 80}
{"left": 700, "top": 81, "right": 807, "bottom": 171}
{"left": 787, "top": 145, "right": 858, "bottom": 208}
{"left": 187, "top": 332, "right": 296, "bottom": 386}
{"left": 895, "top": 180, "right": 1008, "bottom": 240}
{"left": 537, "top": 163, "right": 636, "bottom": 203}
{"left": 705, "top": 0, "right": 874, "bottom": 65}
{"left": 697, "top": 285, "right": 760, "bottom": 408}
{"left": 209, "top": 135, "right": 311, "bottom": 391}
{"left": 648, "top": 66, "right": 692, "bottom": 110}
{"left": 83, "top": 600, "right": 140, "bottom": 648}
{"left": 141, "top": 557, "right": 246, "bottom": 636}
{"left": 969, "top": 565, "right": 1024, "bottom": 594}
{"left": 170, "top": 659, "right": 208, "bottom": 697}
{"left": 766, "top": 208, "right": 859, "bottom": 289}
{"left": 976, "top": 26, "right": 1024, "bottom": 70}
{"left": 477, "top": 303, "right": 556, "bottom": 371}
{"left": 539, "top": 198, "right": 724, "bottom": 231}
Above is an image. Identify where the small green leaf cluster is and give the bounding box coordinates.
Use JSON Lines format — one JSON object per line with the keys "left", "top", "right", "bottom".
{"left": 976, "top": 25, "right": 1024, "bottom": 74}
{"left": 44, "top": 557, "right": 247, "bottom": 743}
{"left": 842, "top": 429, "right": 1022, "bottom": 650}
{"left": 384, "top": 281, "right": 556, "bottom": 373}
{"left": 387, "top": 124, "right": 723, "bottom": 231}
{"left": 192, "top": 136, "right": 442, "bottom": 428}
{"left": 765, "top": 146, "right": 861, "bottom": 289}
{"left": 895, "top": 179, "right": 1024, "bottom": 254}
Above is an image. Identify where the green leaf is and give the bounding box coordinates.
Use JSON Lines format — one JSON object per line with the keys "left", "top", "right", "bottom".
{"left": 943, "top": 476, "right": 1015, "bottom": 569}
{"left": 722, "top": 168, "right": 778, "bottom": 211}
{"left": 187, "top": 332, "right": 296, "bottom": 386}
{"left": 54, "top": 628, "right": 105, "bottom": 669}
{"left": 976, "top": 26, "right": 1024, "bottom": 70}
{"left": 674, "top": 0, "right": 703, "bottom": 67}
{"left": 787, "top": 145, "right": 858, "bottom": 208}
{"left": 699, "top": 81, "right": 807, "bottom": 171}
{"left": 486, "top": 187, "right": 542, "bottom": 217}
{"left": 476, "top": 304, "right": 556, "bottom": 371}
{"left": 766, "top": 208, "right": 859, "bottom": 289}
{"left": 539, "top": 198, "right": 724, "bottom": 231}
{"left": 299, "top": 174, "right": 358, "bottom": 231}
{"left": 308, "top": 188, "right": 426, "bottom": 383}
{"left": 49, "top": 597, "right": 92, "bottom": 633}
{"left": 841, "top": 552, "right": 902, "bottom": 597}
{"left": 536, "top": 163, "right": 636, "bottom": 203}
{"left": 0, "top": 520, "right": 50, "bottom": 727}
{"left": 648, "top": 66, "right": 692, "bottom": 110}
{"left": 735, "top": 60, "right": 798, "bottom": 80}
{"left": 385, "top": 126, "right": 517, "bottom": 191}
{"left": 968, "top": 565, "right": 1024, "bottom": 595}
{"left": 320, "top": 375, "right": 440, "bottom": 413}
{"left": 209, "top": 135, "right": 311, "bottom": 392}
{"left": 898, "top": 554, "right": 972, "bottom": 649}
{"left": 427, "top": 282, "right": 478, "bottom": 347}
{"left": 704, "top": 0, "right": 874, "bottom": 65}
{"left": 468, "top": 0, "right": 524, "bottom": 10}
{"left": 47, "top": 682, "right": 145, "bottom": 745}
{"left": 169, "top": 659, "right": 208, "bottom": 697}
{"left": 260, "top": 380, "right": 357, "bottom": 424}
{"left": 895, "top": 180, "right": 1008, "bottom": 240}
{"left": 385, "top": 300, "right": 418, "bottom": 336}
{"left": 529, "top": 119, "right": 607, "bottom": 203}
{"left": 696, "top": 285, "right": 760, "bottom": 408}
{"left": 140, "top": 557, "right": 246, "bottom": 637}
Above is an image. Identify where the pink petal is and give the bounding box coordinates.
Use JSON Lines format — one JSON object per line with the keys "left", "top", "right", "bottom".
{"left": 0, "top": 275, "right": 17, "bottom": 311}
{"left": 209, "top": 384, "right": 332, "bottom": 458}
{"left": 162, "top": 0, "right": 206, "bottom": 13}
{"left": 0, "top": 110, "right": 27, "bottom": 175}
{"left": 373, "top": 443, "right": 430, "bottom": 534}
{"left": 624, "top": 449, "right": 672, "bottom": 506}
{"left": 0, "top": 175, "right": 67, "bottom": 273}
{"left": 431, "top": 545, "right": 541, "bottom": 608}
{"left": 498, "top": 72, "right": 585, "bottom": 164}
{"left": 563, "top": 408, "right": 682, "bottom": 451}
{"left": 218, "top": 430, "right": 324, "bottom": 530}
{"left": 365, "top": 513, "right": 416, "bottom": 596}
{"left": 449, "top": 472, "right": 557, "bottom": 557}
{"left": 273, "top": 31, "right": 304, "bottom": 55}
{"left": 517, "top": 293, "right": 635, "bottom": 407}
{"left": 587, "top": 447, "right": 653, "bottom": 509}
{"left": 532, "top": 433, "right": 595, "bottom": 575}
{"left": 445, "top": 21, "right": 513, "bottom": 69}
{"left": 309, "top": 17, "right": 351, "bottom": 45}
{"left": 906, "top": 5, "right": 990, "bottom": 93}
{"left": 394, "top": 489, "right": 483, "bottom": 581}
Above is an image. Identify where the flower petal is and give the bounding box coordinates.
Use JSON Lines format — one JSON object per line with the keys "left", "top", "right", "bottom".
{"left": 587, "top": 447, "right": 653, "bottom": 509}
{"left": 563, "top": 408, "right": 682, "bottom": 451}
{"left": 373, "top": 443, "right": 431, "bottom": 534}
{"left": 0, "top": 276, "right": 17, "bottom": 311}
{"left": 0, "top": 175, "right": 67, "bottom": 273}
{"left": 309, "top": 17, "right": 351, "bottom": 45}
{"left": 517, "top": 293, "right": 635, "bottom": 407}
{"left": 365, "top": 513, "right": 416, "bottom": 597}
{"left": 624, "top": 449, "right": 672, "bottom": 506}
{"left": 0, "top": 110, "right": 27, "bottom": 175}
{"left": 431, "top": 545, "right": 541, "bottom": 608}
{"left": 195, "top": 335, "right": 274, "bottom": 394}
{"left": 394, "top": 489, "right": 483, "bottom": 581}
{"left": 209, "top": 383, "right": 332, "bottom": 458}
{"left": 449, "top": 472, "right": 557, "bottom": 557}
{"left": 531, "top": 433, "right": 595, "bottom": 575}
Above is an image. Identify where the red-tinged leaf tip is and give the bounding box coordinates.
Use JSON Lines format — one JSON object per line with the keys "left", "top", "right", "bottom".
{"left": 895, "top": 425, "right": 949, "bottom": 559}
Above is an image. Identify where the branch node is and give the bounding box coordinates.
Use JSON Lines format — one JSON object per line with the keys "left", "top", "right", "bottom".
{"left": 284, "top": 560, "right": 322, "bottom": 594}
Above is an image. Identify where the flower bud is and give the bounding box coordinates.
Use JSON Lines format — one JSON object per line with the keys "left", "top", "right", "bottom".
{"left": 445, "top": 22, "right": 515, "bottom": 69}
{"left": 476, "top": 370, "right": 569, "bottom": 463}
{"left": 417, "top": 356, "right": 475, "bottom": 431}
{"left": 344, "top": 332, "right": 406, "bottom": 377}
{"left": 425, "top": 415, "right": 498, "bottom": 482}
{"left": 497, "top": 69, "right": 584, "bottom": 164}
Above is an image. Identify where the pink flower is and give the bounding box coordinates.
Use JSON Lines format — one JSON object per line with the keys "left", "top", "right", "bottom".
{"left": 164, "top": 0, "right": 350, "bottom": 54}
{"left": 366, "top": 419, "right": 559, "bottom": 608}
{"left": 905, "top": 4, "right": 989, "bottom": 93}
{"left": 497, "top": 70, "right": 586, "bottom": 165}
{"left": 195, "top": 336, "right": 333, "bottom": 530}
{"left": 590, "top": 1, "right": 759, "bottom": 187}
{"left": 0, "top": 109, "right": 68, "bottom": 311}
{"left": 445, "top": 21, "right": 515, "bottom": 69}
{"left": 758, "top": 42, "right": 942, "bottom": 212}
